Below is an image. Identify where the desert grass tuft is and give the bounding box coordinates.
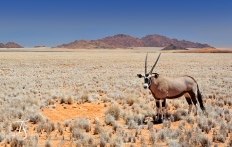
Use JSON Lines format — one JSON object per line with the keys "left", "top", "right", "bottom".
{"left": 157, "top": 129, "right": 169, "bottom": 142}
{"left": 147, "top": 121, "right": 153, "bottom": 131}
{"left": 172, "top": 108, "right": 188, "bottom": 121}
{"left": 29, "top": 113, "right": 46, "bottom": 124}
{"left": 199, "top": 135, "right": 211, "bottom": 147}
{"left": 149, "top": 130, "right": 156, "bottom": 144}
{"left": 0, "top": 133, "right": 5, "bottom": 143}
{"left": 93, "top": 123, "right": 104, "bottom": 135}
{"left": 11, "top": 137, "right": 24, "bottom": 147}
{"left": 44, "top": 139, "right": 52, "bottom": 147}
{"left": 104, "top": 114, "right": 115, "bottom": 126}
{"left": 167, "top": 139, "right": 180, "bottom": 147}
{"left": 105, "top": 103, "right": 121, "bottom": 120}
{"left": 73, "top": 118, "right": 91, "bottom": 132}
{"left": 64, "top": 119, "right": 71, "bottom": 127}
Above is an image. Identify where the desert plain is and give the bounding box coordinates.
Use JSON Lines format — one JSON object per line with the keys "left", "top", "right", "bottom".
{"left": 0, "top": 48, "right": 232, "bottom": 147}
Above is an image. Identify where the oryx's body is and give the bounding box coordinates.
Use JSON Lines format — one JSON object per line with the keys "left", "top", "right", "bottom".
{"left": 137, "top": 53, "right": 205, "bottom": 122}
{"left": 150, "top": 75, "right": 199, "bottom": 99}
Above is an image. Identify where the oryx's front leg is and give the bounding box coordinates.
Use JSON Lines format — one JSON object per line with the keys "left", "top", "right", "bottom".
{"left": 155, "top": 99, "right": 161, "bottom": 122}
{"left": 155, "top": 99, "right": 166, "bottom": 122}
{"left": 161, "top": 99, "right": 166, "bottom": 120}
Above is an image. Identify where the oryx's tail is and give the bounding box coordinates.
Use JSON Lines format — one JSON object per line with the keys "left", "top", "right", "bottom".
{"left": 197, "top": 84, "right": 205, "bottom": 111}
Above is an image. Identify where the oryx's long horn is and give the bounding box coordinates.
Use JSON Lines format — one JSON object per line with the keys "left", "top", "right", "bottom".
{"left": 149, "top": 53, "right": 161, "bottom": 74}
{"left": 145, "top": 53, "right": 148, "bottom": 74}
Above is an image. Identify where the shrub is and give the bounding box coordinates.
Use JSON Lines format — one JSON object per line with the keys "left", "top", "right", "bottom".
{"left": 100, "top": 136, "right": 107, "bottom": 147}
{"left": 73, "top": 118, "right": 91, "bottom": 132}
{"left": 60, "top": 96, "right": 66, "bottom": 104}
{"left": 140, "top": 136, "right": 146, "bottom": 147}
{"left": 170, "top": 129, "right": 181, "bottom": 139}
{"left": 104, "top": 114, "right": 115, "bottom": 126}
{"left": 64, "top": 119, "right": 71, "bottom": 127}
{"left": 189, "top": 136, "right": 201, "bottom": 146}
{"left": 93, "top": 124, "right": 104, "bottom": 135}
{"left": 157, "top": 129, "right": 169, "bottom": 142}
{"left": 43, "top": 121, "right": 55, "bottom": 134}
{"left": 162, "top": 119, "right": 171, "bottom": 128}
{"left": 11, "top": 137, "right": 24, "bottom": 147}
{"left": 149, "top": 130, "right": 156, "bottom": 144}
{"left": 178, "top": 121, "right": 186, "bottom": 130}
{"left": 11, "top": 121, "right": 21, "bottom": 131}
{"left": 133, "top": 114, "right": 145, "bottom": 125}
{"left": 227, "top": 136, "right": 232, "bottom": 147}
{"left": 100, "top": 132, "right": 109, "bottom": 147}
{"left": 67, "top": 95, "right": 73, "bottom": 104}
{"left": 213, "top": 134, "right": 225, "bottom": 143}
{"left": 30, "top": 113, "right": 46, "bottom": 124}
{"left": 101, "top": 95, "right": 110, "bottom": 103}
{"left": 172, "top": 109, "right": 188, "bottom": 121}
{"left": 110, "top": 135, "right": 123, "bottom": 147}
{"left": 127, "top": 119, "right": 138, "bottom": 129}
{"left": 199, "top": 135, "right": 211, "bottom": 147}
{"left": 125, "top": 93, "right": 136, "bottom": 106}
{"left": 24, "top": 134, "right": 39, "bottom": 147}
{"left": 81, "top": 92, "right": 89, "bottom": 102}
{"left": 0, "top": 133, "right": 5, "bottom": 143}
{"left": 72, "top": 128, "right": 85, "bottom": 140}
{"left": 185, "top": 115, "right": 195, "bottom": 124}
{"left": 44, "top": 139, "right": 52, "bottom": 147}
{"left": 147, "top": 121, "right": 153, "bottom": 130}
{"left": 105, "top": 103, "right": 121, "bottom": 120}
{"left": 167, "top": 139, "right": 180, "bottom": 147}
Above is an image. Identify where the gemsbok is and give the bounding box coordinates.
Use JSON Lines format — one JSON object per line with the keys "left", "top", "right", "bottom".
{"left": 137, "top": 53, "right": 206, "bottom": 122}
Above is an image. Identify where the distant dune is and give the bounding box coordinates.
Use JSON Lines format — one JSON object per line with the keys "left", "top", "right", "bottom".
{"left": 54, "top": 34, "right": 211, "bottom": 49}
{"left": 0, "top": 42, "right": 23, "bottom": 48}
{"left": 176, "top": 47, "right": 232, "bottom": 53}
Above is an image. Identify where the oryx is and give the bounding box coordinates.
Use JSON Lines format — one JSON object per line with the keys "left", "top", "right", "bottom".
{"left": 137, "top": 53, "right": 205, "bottom": 122}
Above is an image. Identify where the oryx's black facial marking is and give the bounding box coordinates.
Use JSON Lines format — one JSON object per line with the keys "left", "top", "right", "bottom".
{"left": 143, "top": 74, "right": 151, "bottom": 89}
{"left": 152, "top": 73, "right": 159, "bottom": 78}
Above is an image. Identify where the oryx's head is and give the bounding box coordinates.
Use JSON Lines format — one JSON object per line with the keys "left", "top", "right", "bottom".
{"left": 137, "top": 53, "right": 161, "bottom": 89}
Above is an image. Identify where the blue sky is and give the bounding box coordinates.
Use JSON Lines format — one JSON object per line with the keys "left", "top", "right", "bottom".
{"left": 0, "top": 0, "right": 231, "bottom": 47}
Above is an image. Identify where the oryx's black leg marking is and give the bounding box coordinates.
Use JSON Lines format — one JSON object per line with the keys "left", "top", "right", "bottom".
{"left": 161, "top": 99, "right": 166, "bottom": 107}
{"left": 154, "top": 99, "right": 162, "bottom": 123}
{"left": 188, "top": 91, "right": 197, "bottom": 105}
{"left": 185, "top": 97, "right": 193, "bottom": 114}
{"left": 188, "top": 91, "right": 198, "bottom": 115}
{"left": 156, "top": 100, "right": 160, "bottom": 108}
{"left": 161, "top": 99, "right": 166, "bottom": 119}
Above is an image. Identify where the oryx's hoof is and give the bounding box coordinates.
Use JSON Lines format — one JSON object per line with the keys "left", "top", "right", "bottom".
{"left": 153, "top": 115, "right": 163, "bottom": 124}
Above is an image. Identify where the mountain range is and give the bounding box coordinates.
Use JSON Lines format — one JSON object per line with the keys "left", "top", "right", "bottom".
{"left": 54, "top": 34, "right": 211, "bottom": 49}
{"left": 0, "top": 42, "right": 23, "bottom": 48}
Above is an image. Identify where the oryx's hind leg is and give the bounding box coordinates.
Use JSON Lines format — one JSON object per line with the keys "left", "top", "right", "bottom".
{"left": 184, "top": 93, "right": 193, "bottom": 114}
{"left": 188, "top": 91, "right": 198, "bottom": 116}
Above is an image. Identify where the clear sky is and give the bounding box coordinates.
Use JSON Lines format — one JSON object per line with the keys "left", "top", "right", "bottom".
{"left": 0, "top": 0, "right": 231, "bottom": 47}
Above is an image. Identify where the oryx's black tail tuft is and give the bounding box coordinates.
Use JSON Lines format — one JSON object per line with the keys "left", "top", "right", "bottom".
{"left": 197, "top": 84, "right": 205, "bottom": 111}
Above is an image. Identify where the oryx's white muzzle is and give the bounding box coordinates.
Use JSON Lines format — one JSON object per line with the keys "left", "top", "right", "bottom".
{"left": 144, "top": 83, "right": 149, "bottom": 89}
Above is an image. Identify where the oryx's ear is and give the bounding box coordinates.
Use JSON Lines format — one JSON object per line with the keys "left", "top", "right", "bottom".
{"left": 137, "top": 74, "right": 143, "bottom": 78}
{"left": 152, "top": 73, "right": 159, "bottom": 78}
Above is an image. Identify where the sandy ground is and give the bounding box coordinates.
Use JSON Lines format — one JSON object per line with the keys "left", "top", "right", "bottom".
{"left": 0, "top": 48, "right": 232, "bottom": 146}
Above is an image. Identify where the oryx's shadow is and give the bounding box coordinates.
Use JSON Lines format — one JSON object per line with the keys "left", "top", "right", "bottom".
{"left": 143, "top": 112, "right": 173, "bottom": 125}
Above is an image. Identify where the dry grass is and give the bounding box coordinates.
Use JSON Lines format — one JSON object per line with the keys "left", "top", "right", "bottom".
{"left": 0, "top": 49, "right": 232, "bottom": 146}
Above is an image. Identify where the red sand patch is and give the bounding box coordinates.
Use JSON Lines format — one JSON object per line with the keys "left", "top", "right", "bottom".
{"left": 176, "top": 47, "right": 232, "bottom": 53}
{"left": 41, "top": 102, "right": 105, "bottom": 122}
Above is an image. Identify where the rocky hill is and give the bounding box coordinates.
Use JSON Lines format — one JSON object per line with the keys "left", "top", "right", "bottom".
{"left": 162, "top": 44, "right": 188, "bottom": 50}
{"left": 0, "top": 42, "right": 23, "bottom": 48}
{"left": 54, "top": 34, "right": 211, "bottom": 49}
